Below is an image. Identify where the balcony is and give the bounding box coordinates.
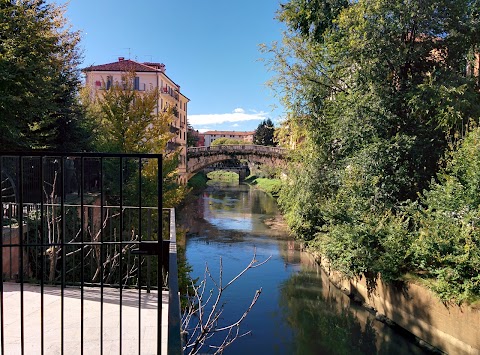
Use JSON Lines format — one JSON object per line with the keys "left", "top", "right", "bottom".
{"left": 167, "top": 142, "right": 181, "bottom": 151}
{"left": 161, "top": 87, "right": 179, "bottom": 101}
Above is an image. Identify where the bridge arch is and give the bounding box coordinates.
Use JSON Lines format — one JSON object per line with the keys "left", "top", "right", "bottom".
{"left": 186, "top": 145, "right": 287, "bottom": 180}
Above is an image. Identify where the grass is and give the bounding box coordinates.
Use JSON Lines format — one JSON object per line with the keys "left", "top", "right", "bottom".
{"left": 206, "top": 171, "right": 239, "bottom": 182}
{"left": 245, "top": 175, "right": 282, "bottom": 197}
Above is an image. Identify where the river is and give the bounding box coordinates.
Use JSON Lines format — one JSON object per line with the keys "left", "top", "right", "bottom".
{"left": 178, "top": 182, "right": 430, "bottom": 355}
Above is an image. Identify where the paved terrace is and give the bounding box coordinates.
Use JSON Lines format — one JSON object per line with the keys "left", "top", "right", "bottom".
{"left": 0, "top": 283, "right": 168, "bottom": 354}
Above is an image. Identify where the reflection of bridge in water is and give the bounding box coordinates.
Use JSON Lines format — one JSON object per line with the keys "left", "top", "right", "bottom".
{"left": 186, "top": 145, "right": 287, "bottom": 181}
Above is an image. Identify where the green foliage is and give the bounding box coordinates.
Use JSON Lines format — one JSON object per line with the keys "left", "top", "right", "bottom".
{"left": 86, "top": 71, "right": 173, "bottom": 154}
{"left": 0, "top": 0, "right": 90, "bottom": 151}
{"left": 278, "top": 0, "right": 349, "bottom": 43}
{"left": 187, "top": 172, "right": 208, "bottom": 190}
{"left": 411, "top": 126, "right": 480, "bottom": 303}
{"left": 186, "top": 124, "right": 199, "bottom": 147}
{"left": 82, "top": 70, "right": 188, "bottom": 208}
{"left": 247, "top": 176, "right": 282, "bottom": 198}
{"left": 253, "top": 118, "right": 276, "bottom": 146}
{"left": 210, "top": 137, "right": 249, "bottom": 146}
{"left": 268, "top": 0, "right": 480, "bottom": 301}
{"left": 206, "top": 170, "right": 239, "bottom": 182}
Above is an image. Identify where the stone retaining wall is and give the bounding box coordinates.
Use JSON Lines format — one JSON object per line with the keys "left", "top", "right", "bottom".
{"left": 318, "top": 258, "right": 480, "bottom": 354}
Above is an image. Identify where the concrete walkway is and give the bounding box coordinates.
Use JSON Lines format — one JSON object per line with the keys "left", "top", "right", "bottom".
{"left": 0, "top": 283, "right": 168, "bottom": 354}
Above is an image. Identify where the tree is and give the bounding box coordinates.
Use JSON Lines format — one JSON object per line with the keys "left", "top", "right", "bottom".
{"left": 211, "top": 137, "right": 248, "bottom": 146}
{"left": 0, "top": 0, "right": 90, "bottom": 151}
{"left": 253, "top": 118, "right": 276, "bottom": 146}
{"left": 85, "top": 70, "right": 172, "bottom": 154}
{"left": 265, "top": 0, "right": 480, "bottom": 291}
{"left": 187, "top": 124, "right": 200, "bottom": 147}
{"left": 83, "top": 69, "right": 187, "bottom": 207}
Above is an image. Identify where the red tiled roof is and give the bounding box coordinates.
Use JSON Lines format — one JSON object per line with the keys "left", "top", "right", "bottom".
{"left": 83, "top": 59, "right": 160, "bottom": 72}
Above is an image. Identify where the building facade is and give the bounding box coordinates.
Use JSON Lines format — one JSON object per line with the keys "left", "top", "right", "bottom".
{"left": 83, "top": 58, "right": 189, "bottom": 175}
{"left": 203, "top": 131, "right": 254, "bottom": 147}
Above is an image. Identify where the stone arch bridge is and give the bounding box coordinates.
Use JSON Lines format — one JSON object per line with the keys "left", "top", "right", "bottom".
{"left": 186, "top": 145, "right": 287, "bottom": 180}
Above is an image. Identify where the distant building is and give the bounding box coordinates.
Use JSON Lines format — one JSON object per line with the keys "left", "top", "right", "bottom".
{"left": 82, "top": 58, "right": 189, "bottom": 175}
{"left": 203, "top": 131, "right": 254, "bottom": 147}
{"left": 197, "top": 133, "right": 205, "bottom": 147}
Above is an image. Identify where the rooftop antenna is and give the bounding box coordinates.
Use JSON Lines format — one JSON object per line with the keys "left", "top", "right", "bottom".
{"left": 120, "top": 48, "right": 131, "bottom": 59}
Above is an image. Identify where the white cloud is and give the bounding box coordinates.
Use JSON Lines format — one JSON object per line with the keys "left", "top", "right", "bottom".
{"left": 232, "top": 123, "right": 240, "bottom": 127}
{"left": 188, "top": 108, "right": 268, "bottom": 126}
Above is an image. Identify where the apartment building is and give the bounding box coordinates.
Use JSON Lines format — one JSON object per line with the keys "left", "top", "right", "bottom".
{"left": 83, "top": 58, "right": 189, "bottom": 174}
{"left": 203, "top": 131, "right": 254, "bottom": 147}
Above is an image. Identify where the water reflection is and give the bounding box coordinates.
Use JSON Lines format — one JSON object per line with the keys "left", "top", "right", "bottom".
{"left": 281, "top": 267, "right": 378, "bottom": 354}
{"left": 180, "top": 183, "right": 428, "bottom": 354}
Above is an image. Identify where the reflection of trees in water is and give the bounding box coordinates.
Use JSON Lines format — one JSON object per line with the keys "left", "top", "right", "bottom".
{"left": 280, "top": 270, "right": 378, "bottom": 355}
{"left": 250, "top": 188, "right": 278, "bottom": 215}
{"left": 204, "top": 185, "right": 279, "bottom": 216}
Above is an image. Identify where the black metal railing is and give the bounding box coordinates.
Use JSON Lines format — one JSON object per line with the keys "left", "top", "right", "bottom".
{"left": 0, "top": 152, "right": 182, "bottom": 354}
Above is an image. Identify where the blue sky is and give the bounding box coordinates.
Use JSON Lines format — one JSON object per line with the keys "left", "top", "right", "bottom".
{"left": 55, "top": 0, "right": 286, "bottom": 133}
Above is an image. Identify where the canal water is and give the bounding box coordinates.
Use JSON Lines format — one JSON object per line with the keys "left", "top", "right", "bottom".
{"left": 178, "top": 182, "right": 429, "bottom": 355}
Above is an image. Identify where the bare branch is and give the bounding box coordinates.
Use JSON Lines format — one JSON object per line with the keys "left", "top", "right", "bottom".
{"left": 182, "top": 251, "right": 270, "bottom": 354}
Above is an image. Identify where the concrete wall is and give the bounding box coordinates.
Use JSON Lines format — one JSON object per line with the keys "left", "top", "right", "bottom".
{"left": 319, "top": 258, "right": 480, "bottom": 354}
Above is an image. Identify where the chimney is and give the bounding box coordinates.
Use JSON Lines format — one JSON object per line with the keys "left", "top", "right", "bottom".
{"left": 159, "top": 63, "right": 166, "bottom": 73}
{"left": 118, "top": 57, "right": 125, "bottom": 62}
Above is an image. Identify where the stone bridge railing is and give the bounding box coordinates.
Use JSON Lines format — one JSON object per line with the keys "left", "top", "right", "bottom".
{"left": 187, "top": 145, "right": 287, "bottom": 157}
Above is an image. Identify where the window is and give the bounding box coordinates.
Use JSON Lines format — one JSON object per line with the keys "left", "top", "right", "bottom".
{"left": 134, "top": 76, "right": 140, "bottom": 90}
{"left": 106, "top": 76, "right": 113, "bottom": 90}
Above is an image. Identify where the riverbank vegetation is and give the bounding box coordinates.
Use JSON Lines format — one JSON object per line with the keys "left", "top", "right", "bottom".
{"left": 206, "top": 170, "right": 239, "bottom": 182}
{"left": 245, "top": 175, "right": 282, "bottom": 198}
{"left": 187, "top": 172, "right": 209, "bottom": 190}
{"left": 266, "top": 0, "right": 480, "bottom": 304}
{"left": 211, "top": 138, "right": 252, "bottom": 146}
